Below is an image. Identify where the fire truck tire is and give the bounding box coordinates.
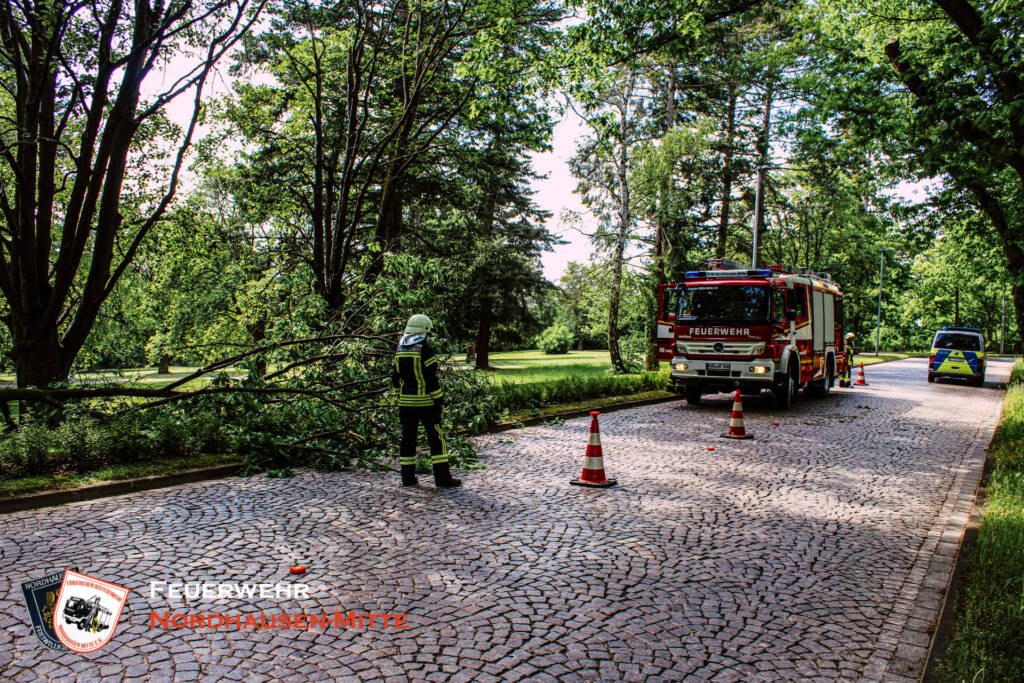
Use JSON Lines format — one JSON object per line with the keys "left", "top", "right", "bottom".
{"left": 773, "top": 362, "right": 797, "bottom": 409}
{"left": 808, "top": 363, "right": 834, "bottom": 398}
{"left": 685, "top": 386, "right": 702, "bottom": 405}
{"left": 927, "top": 373, "right": 936, "bottom": 383}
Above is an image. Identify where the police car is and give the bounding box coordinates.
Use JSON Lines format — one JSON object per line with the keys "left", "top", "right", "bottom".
{"left": 928, "top": 326, "right": 986, "bottom": 386}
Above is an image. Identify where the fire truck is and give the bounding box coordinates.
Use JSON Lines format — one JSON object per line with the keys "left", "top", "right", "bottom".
{"left": 63, "top": 595, "right": 112, "bottom": 632}
{"left": 656, "top": 259, "right": 849, "bottom": 409}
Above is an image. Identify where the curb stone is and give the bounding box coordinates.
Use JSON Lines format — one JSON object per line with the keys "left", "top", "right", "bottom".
{"left": 0, "top": 463, "right": 242, "bottom": 515}
{"left": 485, "top": 393, "right": 682, "bottom": 433}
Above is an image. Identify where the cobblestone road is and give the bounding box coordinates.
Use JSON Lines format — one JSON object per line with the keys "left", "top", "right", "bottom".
{"left": 0, "top": 357, "right": 1013, "bottom": 682}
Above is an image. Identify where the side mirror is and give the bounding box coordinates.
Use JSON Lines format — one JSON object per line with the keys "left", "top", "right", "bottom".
{"left": 667, "top": 313, "right": 676, "bottom": 322}
{"left": 785, "top": 309, "right": 797, "bottom": 321}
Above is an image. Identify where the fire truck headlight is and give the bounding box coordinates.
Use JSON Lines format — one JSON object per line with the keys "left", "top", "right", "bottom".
{"left": 673, "top": 362, "right": 688, "bottom": 372}
{"left": 751, "top": 344, "right": 765, "bottom": 355}
{"left": 750, "top": 365, "right": 769, "bottom": 374}
{"left": 676, "top": 341, "right": 687, "bottom": 353}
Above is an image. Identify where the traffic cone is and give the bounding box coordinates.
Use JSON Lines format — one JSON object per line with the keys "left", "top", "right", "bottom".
{"left": 721, "top": 390, "right": 754, "bottom": 439}
{"left": 570, "top": 412, "right": 617, "bottom": 488}
{"left": 856, "top": 362, "right": 867, "bottom": 386}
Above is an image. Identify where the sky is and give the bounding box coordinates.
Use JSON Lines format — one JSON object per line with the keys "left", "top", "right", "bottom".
{"left": 527, "top": 111, "right": 594, "bottom": 283}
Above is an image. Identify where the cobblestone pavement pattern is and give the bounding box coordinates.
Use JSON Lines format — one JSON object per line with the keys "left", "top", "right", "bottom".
{"left": 0, "top": 358, "right": 1013, "bottom": 682}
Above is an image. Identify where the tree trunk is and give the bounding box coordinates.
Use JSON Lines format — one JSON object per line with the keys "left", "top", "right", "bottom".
{"left": 717, "top": 83, "right": 737, "bottom": 259}
{"left": 754, "top": 81, "right": 775, "bottom": 259}
{"left": 609, "top": 84, "right": 633, "bottom": 375}
{"left": 12, "top": 327, "right": 67, "bottom": 388}
{"left": 1012, "top": 281, "right": 1024, "bottom": 354}
{"left": 474, "top": 304, "right": 493, "bottom": 370}
{"left": 158, "top": 354, "right": 171, "bottom": 375}
{"left": 365, "top": 167, "right": 405, "bottom": 284}
{"left": 473, "top": 139, "right": 501, "bottom": 371}
{"left": 646, "top": 66, "right": 677, "bottom": 372}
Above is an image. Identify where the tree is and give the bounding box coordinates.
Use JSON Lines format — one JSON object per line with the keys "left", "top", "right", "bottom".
{"left": 0, "top": 0, "right": 263, "bottom": 387}
{"left": 569, "top": 68, "right": 648, "bottom": 374}
{"left": 225, "top": 0, "right": 562, "bottom": 312}
{"left": 813, "top": 0, "right": 1023, "bottom": 349}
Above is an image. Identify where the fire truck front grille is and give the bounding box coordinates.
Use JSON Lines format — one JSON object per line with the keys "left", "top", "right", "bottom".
{"left": 680, "top": 342, "right": 761, "bottom": 355}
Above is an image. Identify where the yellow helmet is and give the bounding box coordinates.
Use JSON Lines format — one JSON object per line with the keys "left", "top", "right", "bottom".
{"left": 404, "top": 314, "right": 433, "bottom": 335}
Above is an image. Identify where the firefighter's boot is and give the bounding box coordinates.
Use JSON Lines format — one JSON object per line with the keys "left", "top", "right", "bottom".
{"left": 400, "top": 465, "right": 419, "bottom": 486}
{"left": 432, "top": 462, "right": 462, "bottom": 488}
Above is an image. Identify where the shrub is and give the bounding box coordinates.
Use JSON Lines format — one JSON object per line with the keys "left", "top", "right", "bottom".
{"left": 490, "top": 369, "right": 668, "bottom": 415}
{"left": 537, "top": 325, "right": 573, "bottom": 355}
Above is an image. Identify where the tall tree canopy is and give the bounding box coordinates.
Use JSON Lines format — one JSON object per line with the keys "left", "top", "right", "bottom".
{"left": 0, "top": 0, "right": 264, "bottom": 387}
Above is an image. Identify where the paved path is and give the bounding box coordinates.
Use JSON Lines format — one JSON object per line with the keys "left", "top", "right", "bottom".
{"left": 0, "top": 358, "right": 1014, "bottom": 682}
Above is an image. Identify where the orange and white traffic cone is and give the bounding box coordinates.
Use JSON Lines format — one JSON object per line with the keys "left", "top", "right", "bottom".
{"left": 721, "top": 389, "right": 754, "bottom": 439}
{"left": 570, "top": 411, "right": 617, "bottom": 488}
{"left": 856, "top": 362, "right": 868, "bottom": 386}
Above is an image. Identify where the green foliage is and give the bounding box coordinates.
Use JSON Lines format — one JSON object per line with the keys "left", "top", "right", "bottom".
{"left": 940, "top": 361, "right": 1024, "bottom": 682}
{"left": 537, "top": 325, "right": 573, "bottom": 354}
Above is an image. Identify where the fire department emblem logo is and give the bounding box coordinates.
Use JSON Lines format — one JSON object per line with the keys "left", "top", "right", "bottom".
{"left": 21, "top": 569, "right": 79, "bottom": 651}
{"left": 51, "top": 570, "right": 129, "bottom": 653}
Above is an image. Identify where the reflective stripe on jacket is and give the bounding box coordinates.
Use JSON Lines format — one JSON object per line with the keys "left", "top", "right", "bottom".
{"left": 391, "top": 334, "right": 442, "bottom": 407}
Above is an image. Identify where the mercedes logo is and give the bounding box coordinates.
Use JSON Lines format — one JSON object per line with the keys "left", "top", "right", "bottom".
{"left": 713, "top": 342, "right": 724, "bottom": 353}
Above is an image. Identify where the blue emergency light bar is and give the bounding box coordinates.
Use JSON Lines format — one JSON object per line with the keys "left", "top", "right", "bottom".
{"left": 941, "top": 326, "right": 983, "bottom": 333}
{"left": 684, "top": 269, "right": 773, "bottom": 279}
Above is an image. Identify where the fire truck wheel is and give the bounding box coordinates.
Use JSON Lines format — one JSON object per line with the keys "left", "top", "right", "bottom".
{"left": 773, "top": 363, "right": 796, "bottom": 409}
{"left": 927, "top": 372, "right": 935, "bottom": 383}
{"left": 685, "top": 386, "right": 702, "bottom": 405}
{"left": 811, "top": 363, "right": 833, "bottom": 397}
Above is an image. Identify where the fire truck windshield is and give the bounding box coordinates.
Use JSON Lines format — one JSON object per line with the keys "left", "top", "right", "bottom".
{"left": 677, "top": 285, "right": 770, "bottom": 323}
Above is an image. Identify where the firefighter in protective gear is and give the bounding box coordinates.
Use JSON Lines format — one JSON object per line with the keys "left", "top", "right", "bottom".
{"left": 840, "top": 331, "right": 855, "bottom": 387}
{"left": 391, "top": 315, "right": 462, "bottom": 488}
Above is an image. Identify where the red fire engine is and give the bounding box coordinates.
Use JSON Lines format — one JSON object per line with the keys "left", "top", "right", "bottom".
{"left": 656, "top": 259, "right": 850, "bottom": 409}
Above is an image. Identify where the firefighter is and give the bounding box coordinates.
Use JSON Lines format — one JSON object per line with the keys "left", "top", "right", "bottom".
{"left": 391, "top": 314, "right": 462, "bottom": 488}
{"left": 841, "top": 331, "right": 856, "bottom": 387}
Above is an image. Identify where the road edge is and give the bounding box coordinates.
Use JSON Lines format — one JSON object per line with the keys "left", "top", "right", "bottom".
{"left": 0, "top": 463, "right": 242, "bottom": 515}
{"left": 485, "top": 393, "right": 683, "bottom": 433}
{"left": 919, "top": 389, "right": 1006, "bottom": 682}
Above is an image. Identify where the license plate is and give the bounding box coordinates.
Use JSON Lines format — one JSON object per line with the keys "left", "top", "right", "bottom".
{"left": 706, "top": 362, "right": 729, "bottom": 370}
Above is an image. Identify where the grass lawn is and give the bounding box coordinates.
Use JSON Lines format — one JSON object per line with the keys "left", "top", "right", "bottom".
{"left": 938, "top": 360, "right": 1024, "bottom": 681}
{"left": 0, "top": 365, "right": 245, "bottom": 385}
{"left": 458, "top": 349, "right": 671, "bottom": 419}
{"left": 464, "top": 349, "right": 619, "bottom": 384}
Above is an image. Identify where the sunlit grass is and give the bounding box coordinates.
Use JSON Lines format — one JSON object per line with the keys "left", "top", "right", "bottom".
{"left": 0, "top": 365, "right": 245, "bottom": 385}
{"left": 939, "top": 360, "right": 1024, "bottom": 681}
{"left": 467, "top": 350, "right": 620, "bottom": 385}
